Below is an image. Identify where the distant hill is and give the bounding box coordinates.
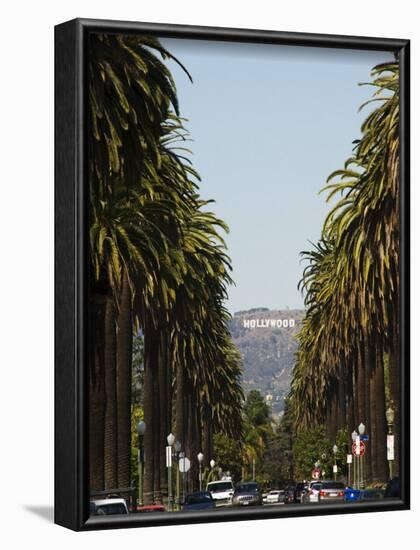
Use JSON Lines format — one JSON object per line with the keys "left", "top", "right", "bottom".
{"left": 228, "top": 308, "right": 305, "bottom": 417}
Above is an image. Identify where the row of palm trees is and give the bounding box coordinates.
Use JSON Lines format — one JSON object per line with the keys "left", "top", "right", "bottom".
{"left": 88, "top": 33, "right": 243, "bottom": 503}
{"left": 289, "top": 62, "right": 400, "bottom": 484}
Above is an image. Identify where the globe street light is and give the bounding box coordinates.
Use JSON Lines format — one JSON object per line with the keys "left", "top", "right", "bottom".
{"left": 386, "top": 405, "right": 395, "bottom": 480}
{"left": 166, "top": 433, "right": 175, "bottom": 511}
{"left": 210, "top": 459, "right": 216, "bottom": 482}
{"left": 197, "top": 452, "right": 204, "bottom": 491}
{"left": 136, "top": 420, "right": 146, "bottom": 508}
{"left": 351, "top": 431, "right": 358, "bottom": 488}
{"left": 358, "top": 423, "right": 366, "bottom": 489}
{"left": 333, "top": 445, "right": 338, "bottom": 481}
{"left": 174, "top": 440, "right": 181, "bottom": 509}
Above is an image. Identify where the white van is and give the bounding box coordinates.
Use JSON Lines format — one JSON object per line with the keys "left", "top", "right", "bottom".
{"left": 206, "top": 479, "right": 234, "bottom": 506}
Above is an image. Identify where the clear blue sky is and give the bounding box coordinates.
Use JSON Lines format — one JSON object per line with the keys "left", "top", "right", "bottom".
{"left": 161, "top": 38, "right": 393, "bottom": 313}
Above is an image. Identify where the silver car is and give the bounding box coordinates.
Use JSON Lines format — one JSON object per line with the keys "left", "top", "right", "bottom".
{"left": 232, "top": 482, "right": 263, "bottom": 506}
{"left": 302, "top": 481, "right": 322, "bottom": 503}
{"left": 318, "top": 481, "right": 346, "bottom": 502}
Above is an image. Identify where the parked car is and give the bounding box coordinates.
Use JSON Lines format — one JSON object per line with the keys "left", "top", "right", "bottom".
{"left": 384, "top": 477, "right": 400, "bottom": 498}
{"left": 294, "top": 482, "right": 308, "bottom": 503}
{"left": 232, "top": 482, "right": 263, "bottom": 507}
{"left": 206, "top": 480, "right": 235, "bottom": 507}
{"left": 136, "top": 505, "right": 165, "bottom": 513}
{"left": 284, "top": 486, "right": 296, "bottom": 504}
{"left": 302, "top": 481, "right": 322, "bottom": 503}
{"left": 266, "top": 490, "right": 285, "bottom": 504}
{"left": 317, "top": 481, "right": 346, "bottom": 503}
{"left": 262, "top": 492, "right": 269, "bottom": 504}
{"left": 182, "top": 491, "right": 216, "bottom": 511}
{"left": 344, "top": 487, "right": 362, "bottom": 502}
{"left": 360, "top": 488, "right": 384, "bottom": 500}
{"left": 90, "top": 498, "right": 129, "bottom": 515}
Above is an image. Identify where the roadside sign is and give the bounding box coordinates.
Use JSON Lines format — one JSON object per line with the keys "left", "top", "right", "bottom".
{"left": 387, "top": 435, "right": 394, "bottom": 460}
{"left": 166, "top": 446, "right": 172, "bottom": 468}
{"left": 179, "top": 456, "right": 191, "bottom": 473}
{"left": 360, "top": 435, "right": 369, "bottom": 441}
{"left": 333, "top": 465, "right": 338, "bottom": 473}
{"left": 347, "top": 454, "right": 352, "bottom": 464}
{"left": 311, "top": 468, "right": 321, "bottom": 479}
{"left": 352, "top": 441, "right": 365, "bottom": 456}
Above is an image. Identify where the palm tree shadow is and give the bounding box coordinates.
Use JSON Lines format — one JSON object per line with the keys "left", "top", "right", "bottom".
{"left": 24, "top": 505, "right": 54, "bottom": 523}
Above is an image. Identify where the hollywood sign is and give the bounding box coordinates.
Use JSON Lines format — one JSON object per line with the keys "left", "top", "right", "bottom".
{"left": 243, "top": 318, "right": 296, "bottom": 329}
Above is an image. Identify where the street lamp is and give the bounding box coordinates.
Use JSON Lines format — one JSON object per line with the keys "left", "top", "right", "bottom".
{"left": 386, "top": 405, "right": 395, "bottom": 480}
{"left": 136, "top": 420, "right": 146, "bottom": 508}
{"left": 357, "top": 423, "right": 366, "bottom": 489}
{"left": 174, "top": 440, "right": 181, "bottom": 509}
{"left": 210, "top": 459, "right": 216, "bottom": 482}
{"left": 197, "top": 452, "right": 204, "bottom": 491}
{"left": 333, "top": 444, "right": 338, "bottom": 481}
{"left": 166, "top": 433, "right": 175, "bottom": 511}
{"left": 351, "top": 431, "right": 358, "bottom": 488}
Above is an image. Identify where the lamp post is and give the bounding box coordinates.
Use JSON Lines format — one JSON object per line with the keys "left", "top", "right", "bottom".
{"left": 174, "top": 440, "right": 181, "bottom": 509}
{"left": 333, "top": 445, "right": 338, "bottom": 481}
{"left": 136, "top": 420, "right": 146, "bottom": 508}
{"left": 210, "top": 459, "right": 216, "bottom": 483}
{"left": 197, "top": 452, "right": 204, "bottom": 491}
{"left": 386, "top": 405, "right": 395, "bottom": 480}
{"left": 351, "top": 430, "right": 358, "bottom": 488}
{"left": 358, "top": 423, "right": 365, "bottom": 489}
{"left": 167, "top": 433, "right": 175, "bottom": 511}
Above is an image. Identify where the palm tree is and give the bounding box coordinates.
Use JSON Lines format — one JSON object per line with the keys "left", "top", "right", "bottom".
{"left": 88, "top": 33, "right": 192, "bottom": 492}
{"left": 290, "top": 62, "right": 400, "bottom": 484}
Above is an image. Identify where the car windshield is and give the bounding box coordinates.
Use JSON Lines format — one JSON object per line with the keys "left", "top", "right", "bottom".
{"left": 321, "top": 482, "right": 345, "bottom": 490}
{"left": 269, "top": 491, "right": 280, "bottom": 495}
{"left": 95, "top": 503, "right": 126, "bottom": 515}
{"left": 185, "top": 493, "right": 212, "bottom": 504}
{"left": 236, "top": 484, "right": 258, "bottom": 493}
{"left": 208, "top": 482, "right": 232, "bottom": 492}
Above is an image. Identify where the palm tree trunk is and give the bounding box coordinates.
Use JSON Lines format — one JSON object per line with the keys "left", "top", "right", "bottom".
{"left": 89, "top": 292, "right": 107, "bottom": 492}
{"left": 104, "top": 293, "right": 118, "bottom": 490}
{"left": 374, "top": 345, "right": 388, "bottom": 482}
{"left": 389, "top": 320, "right": 400, "bottom": 477}
{"left": 158, "top": 330, "right": 168, "bottom": 502}
{"left": 175, "top": 358, "right": 185, "bottom": 448}
{"left": 338, "top": 356, "right": 346, "bottom": 430}
{"left": 116, "top": 270, "right": 132, "bottom": 489}
{"left": 364, "top": 344, "right": 373, "bottom": 484}
{"left": 143, "top": 319, "right": 155, "bottom": 505}
{"left": 327, "top": 390, "right": 338, "bottom": 443}
{"left": 152, "top": 336, "right": 162, "bottom": 504}
{"left": 347, "top": 362, "right": 355, "bottom": 452}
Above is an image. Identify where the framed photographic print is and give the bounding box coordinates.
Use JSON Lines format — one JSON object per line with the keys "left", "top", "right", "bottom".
{"left": 55, "top": 18, "right": 410, "bottom": 531}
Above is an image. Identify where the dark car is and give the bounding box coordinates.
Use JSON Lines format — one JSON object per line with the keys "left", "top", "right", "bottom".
{"left": 360, "top": 488, "right": 384, "bottom": 500}
{"left": 294, "top": 482, "right": 308, "bottom": 503}
{"left": 182, "top": 491, "right": 216, "bottom": 511}
{"left": 384, "top": 477, "right": 400, "bottom": 498}
{"left": 284, "top": 486, "right": 296, "bottom": 504}
{"left": 232, "top": 482, "right": 263, "bottom": 506}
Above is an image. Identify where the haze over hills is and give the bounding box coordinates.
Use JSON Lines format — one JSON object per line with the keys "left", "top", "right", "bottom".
{"left": 228, "top": 308, "right": 305, "bottom": 417}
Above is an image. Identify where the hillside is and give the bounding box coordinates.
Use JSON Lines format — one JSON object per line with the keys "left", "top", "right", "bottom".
{"left": 228, "top": 308, "right": 305, "bottom": 417}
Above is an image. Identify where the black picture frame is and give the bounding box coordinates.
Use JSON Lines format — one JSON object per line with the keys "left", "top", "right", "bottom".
{"left": 55, "top": 18, "right": 410, "bottom": 531}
